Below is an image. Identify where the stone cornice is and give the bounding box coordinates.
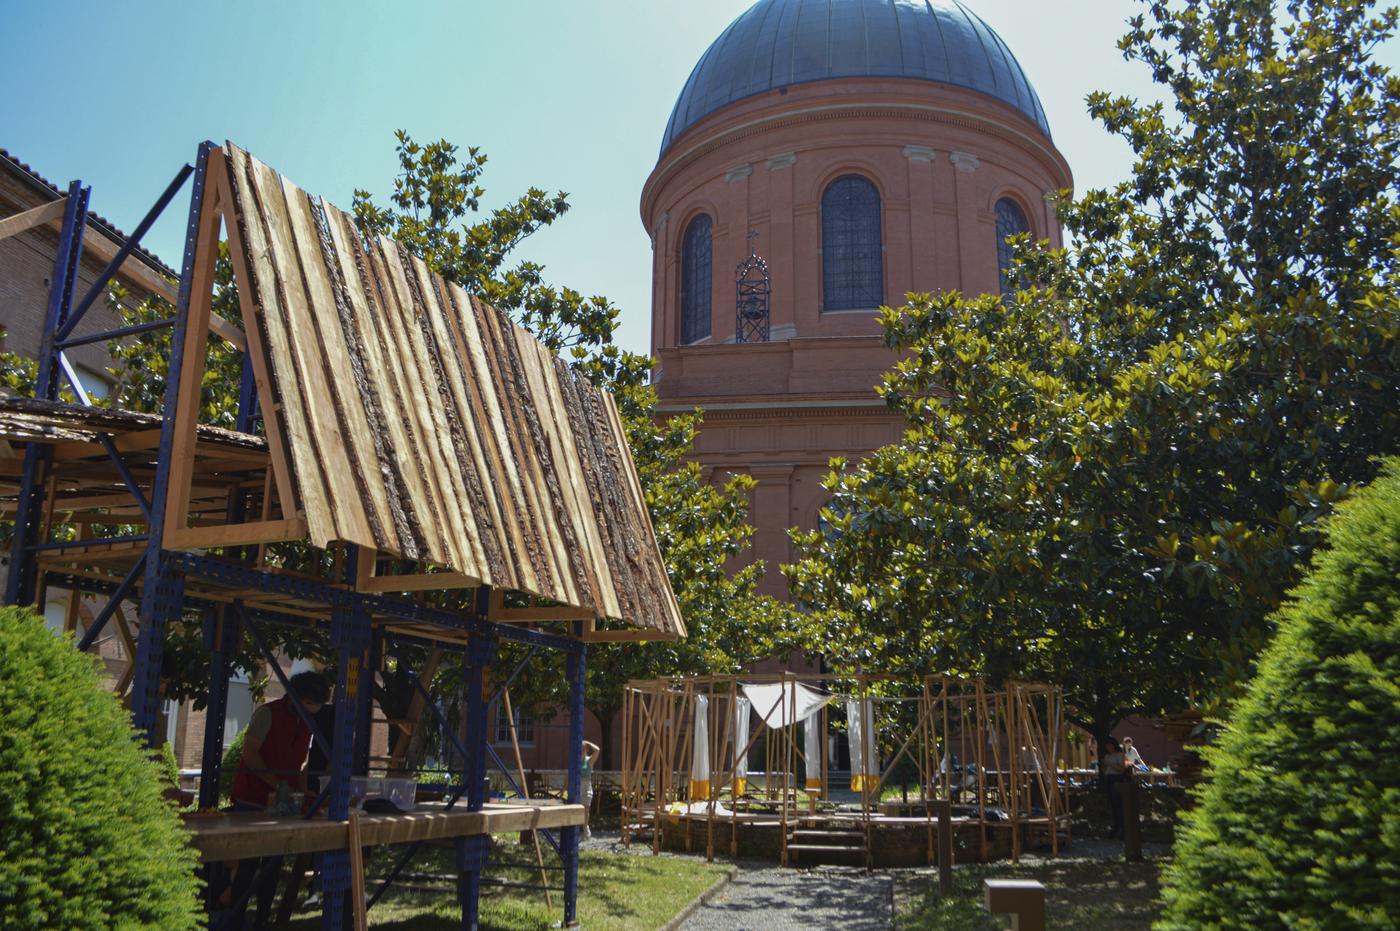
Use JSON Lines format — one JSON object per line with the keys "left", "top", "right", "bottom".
{"left": 642, "top": 92, "right": 1072, "bottom": 220}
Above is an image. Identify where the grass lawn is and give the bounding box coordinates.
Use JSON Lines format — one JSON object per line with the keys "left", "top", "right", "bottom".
{"left": 894, "top": 856, "right": 1167, "bottom": 930}
{"left": 278, "top": 841, "right": 729, "bottom": 930}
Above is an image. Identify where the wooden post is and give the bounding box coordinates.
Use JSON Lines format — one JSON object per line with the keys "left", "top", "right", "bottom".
{"left": 1123, "top": 771, "right": 1142, "bottom": 862}
{"left": 348, "top": 811, "right": 368, "bottom": 931}
{"left": 984, "top": 878, "right": 1046, "bottom": 931}
{"left": 504, "top": 688, "right": 552, "bottom": 907}
{"left": 936, "top": 798, "right": 953, "bottom": 896}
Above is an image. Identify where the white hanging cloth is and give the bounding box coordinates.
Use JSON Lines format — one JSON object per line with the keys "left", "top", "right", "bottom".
{"left": 733, "top": 696, "right": 750, "bottom": 796}
{"left": 803, "top": 711, "right": 823, "bottom": 791}
{"left": 689, "top": 694, "right": 710, "bottom": 800}
{"left": 740, "top": 682, "right": 832, "bottom": 730}
{"left": 846, "top": 698, "right": 878, "bottom": 792}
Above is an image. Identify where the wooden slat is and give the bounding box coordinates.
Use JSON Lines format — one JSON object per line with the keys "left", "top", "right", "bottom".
{"left": 279, "top": 185, "right": 391, "bottom": 548}
{"left": 253, "top": 162, "right": 366, "bottom": 544}
{"left": 222, "top": 146, "right": 312, "bottom": 522}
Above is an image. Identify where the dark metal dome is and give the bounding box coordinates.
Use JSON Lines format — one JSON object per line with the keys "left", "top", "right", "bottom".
{"left": 660, "top": 0, "right": 1051, "bottom": 156}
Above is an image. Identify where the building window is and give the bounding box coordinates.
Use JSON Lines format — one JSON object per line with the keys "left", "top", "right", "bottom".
{"left": 680, "top": 214, "right": 712, "bottom": 344}
{"left": 995, "top": 198, "right": 1032, "bottom": 294}
{"left": 821, "top": 175, "right": 883, "bottom": 311}
{"left": 494, "top": 704, "right": 535, "bottom": 747}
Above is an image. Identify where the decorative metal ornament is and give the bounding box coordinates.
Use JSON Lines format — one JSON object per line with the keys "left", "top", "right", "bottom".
{"left": 735, "top": 229, "right": 771, "bottom": 343}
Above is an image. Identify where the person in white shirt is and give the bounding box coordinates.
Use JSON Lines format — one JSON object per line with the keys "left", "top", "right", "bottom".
{"left": 1123, "top": 737, "right": 1147, "bottom": 771}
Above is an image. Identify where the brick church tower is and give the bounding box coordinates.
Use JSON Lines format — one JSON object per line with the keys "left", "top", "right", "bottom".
{"left": 642, "top": 0, "right": 1072, "bottom": 599}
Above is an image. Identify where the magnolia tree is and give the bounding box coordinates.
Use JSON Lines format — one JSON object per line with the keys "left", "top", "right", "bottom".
{"left": 787, "top": 0, "right": 1400, "bottom": 740}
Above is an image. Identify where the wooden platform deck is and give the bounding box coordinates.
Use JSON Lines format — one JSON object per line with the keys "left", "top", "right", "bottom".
{"left": 182, "top": 800, "right": 585, "bottom": 862}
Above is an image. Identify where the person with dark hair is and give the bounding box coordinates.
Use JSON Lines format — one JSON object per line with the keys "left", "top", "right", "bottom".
{"left": 225, "top": 670, "right": 330, "bottom": 929}
{"left": 1100, "top": 736, "right": 1129, "bottom": 839}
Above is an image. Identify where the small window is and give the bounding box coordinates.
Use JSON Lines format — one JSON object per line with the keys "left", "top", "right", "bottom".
{"left": 995, "top": 198, "right": 1031, "bottom": 294}
{"left": 680, "top": 215, "right": 712, "bottom": 344}
{"left": 822, "top": 175, "right": 884, "bottom": 311}
{"left": 494, "top": 704, "right": 535, "bottom": 747}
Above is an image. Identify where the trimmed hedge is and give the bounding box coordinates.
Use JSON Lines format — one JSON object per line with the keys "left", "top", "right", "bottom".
{"left": 0, "top": 607, "right": 200, "bottom": 929}
{"left": 1158, "top": 460, "right": 1400, "bottom": 929}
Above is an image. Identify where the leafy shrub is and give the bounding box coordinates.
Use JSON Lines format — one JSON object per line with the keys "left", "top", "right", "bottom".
{"left": 1158, "top": 460, "right": 1400, "bottom": 929}
{"left": 0, "top": 607, "right": 201, "bottom": 928}
{"left": 219, "top": 726, "right": 246, "bottom": 804}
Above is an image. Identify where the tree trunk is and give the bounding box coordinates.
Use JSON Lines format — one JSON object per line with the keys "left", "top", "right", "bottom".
{"left": 590, "top": 703, "right": 619, "bottom": 769}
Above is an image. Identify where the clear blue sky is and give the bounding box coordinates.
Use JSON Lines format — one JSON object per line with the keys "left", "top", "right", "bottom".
{"left": 3, "top": 1, "right": 1392, "bottom": 355}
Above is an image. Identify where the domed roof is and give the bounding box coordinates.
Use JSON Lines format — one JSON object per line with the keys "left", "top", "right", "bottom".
{"left": 660, "top": 0, "right": 1050, "bottom": 156}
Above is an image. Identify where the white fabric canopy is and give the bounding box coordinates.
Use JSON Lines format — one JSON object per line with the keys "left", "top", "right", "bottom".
{"left": 740, "top": 682, "right": 833, "bottom": 730}
{"left": 689, "top": 694, "right": 710, "bottom": 799}
{"left": 846, "top": 698, "right": 879, "bottom": 792}
{"left": 803, "top": 711, "right": 823, "bottom": 789}
{"left": 733, "top": 696, "right": 751, "bottom": 794}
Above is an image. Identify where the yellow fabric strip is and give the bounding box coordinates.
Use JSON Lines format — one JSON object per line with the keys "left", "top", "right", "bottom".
{"left": 689, "top": 779, "right": 710, "bottom": 800}
{"left": 733, "top": 778, "right": 747, "bottom": 796}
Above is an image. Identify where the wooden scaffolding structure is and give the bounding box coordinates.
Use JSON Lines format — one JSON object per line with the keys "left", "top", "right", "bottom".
{"left": 620, "top": 674, "right": 1071, "bottom": 868}
{"left": 0, "top": 141, "right": 684, "bottom": 930}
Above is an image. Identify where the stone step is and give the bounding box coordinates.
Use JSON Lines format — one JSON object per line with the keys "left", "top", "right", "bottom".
{"left": 790, "top": 829, "right": 865, "bottom": 842}
{"left": 786, "top": 843, "right": 867, "bottom": 855}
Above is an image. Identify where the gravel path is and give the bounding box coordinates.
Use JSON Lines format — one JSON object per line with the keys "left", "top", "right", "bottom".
{"left": 676, "top": 864, "right": 892, "bottom": 931}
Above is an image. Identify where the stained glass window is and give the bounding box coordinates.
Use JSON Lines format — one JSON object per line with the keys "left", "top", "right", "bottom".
{"left": 680, "top": 214, "right": 712, "bottom": 344}
{"left": 996, "top": 198, "right": 1031, "bottom": 294}
{"left": 821, "top": 175, "right": 884, "bottom": 311}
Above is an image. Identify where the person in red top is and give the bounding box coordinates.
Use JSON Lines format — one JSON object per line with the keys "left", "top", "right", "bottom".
{"left": 225, "top": 671, "right": 330, "bottom": 929}
{"left": 231, "top": 671, "right": 330, "bottom": 811}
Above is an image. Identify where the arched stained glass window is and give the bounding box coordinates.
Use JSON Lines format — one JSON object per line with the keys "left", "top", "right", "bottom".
{"left": 821, "top": 175, "right": 883, "bottom": 311}
{"left": 995, "top": 198, "right": 1031, "bottom": 294}
{"left": 680, "top": 214, "right": 712, "bottom": 344}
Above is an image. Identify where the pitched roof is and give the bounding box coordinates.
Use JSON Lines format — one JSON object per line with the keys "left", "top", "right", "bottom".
{"left": 222, "top": 144, "right": 685, "bottom": 638}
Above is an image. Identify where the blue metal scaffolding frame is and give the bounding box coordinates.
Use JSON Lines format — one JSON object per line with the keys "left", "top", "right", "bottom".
{"left": 1, "top": 142, "right": 589, "bottom": 930}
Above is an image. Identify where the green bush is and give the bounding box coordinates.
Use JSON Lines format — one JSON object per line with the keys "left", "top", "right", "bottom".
{"left": 219, "top": 726, "right": 246, "bottom": 803}
{"left": 0, "top": 607, "right": 201, "bottom": 928}
{"left": 1158, "top": 460, "right": 1400, "bottom": 929}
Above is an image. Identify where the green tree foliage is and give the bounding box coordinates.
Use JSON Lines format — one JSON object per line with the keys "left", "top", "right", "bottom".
{"left": 0, "top": 606, "right": 200, "bottom": 929}
{"left": 1157, "top": 459, "right": 1400, "bottom": 929}
{"left": 787, "top": 0, "right": 1400, "bottom": 737}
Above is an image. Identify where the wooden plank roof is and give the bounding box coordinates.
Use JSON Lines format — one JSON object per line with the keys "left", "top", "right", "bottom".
{"left": 221, "top": 144, "right": 684, "bottom": 638}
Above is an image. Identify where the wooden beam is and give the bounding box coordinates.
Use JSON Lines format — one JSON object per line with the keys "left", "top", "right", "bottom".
{"left": 161, "top": 154, "right": 224, "bottom": 544}
{"left": 51, "top": 428, "right": 166, "bottom": 461}
{"left": 358, "top": 572, "right": 479, "bottom": 593}
{"left": 0, "top": 198, "right": 67, "bottom": 241}
{"left": 165, "top": 518, "right": 307, "bottom": 550}
{"left": 585, "top": 628, "right": 676, "bottom": 643}
{"left": 492, "top": 606, "right": 594, "bottom": 623}
{"left": 388, "top": 647, "right": 442, "bottom": 771}
{"left": 208, "top": 313, "right": 246, "bottom": 351}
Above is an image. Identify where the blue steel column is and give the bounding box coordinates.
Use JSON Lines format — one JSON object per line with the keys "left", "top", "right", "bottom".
{"left": 320, "top": 597, "right": 370, "bottom": 929}
{"left": 456, "top": 612, "right": 498, "bottom": 931}
{"left": 355, "top": 629, "right": 381, "bottom": 777}
{"left": 132, "top": 142, "right": 214, "bottom": 744}
{"left": 563, "top": 635, "right": 587, "bottom": 928}
{"left": 197, "top": 606, "right": 240, "bottom": 810}
{"left": 4, "top": 181, "right": 89, "bottom": 606}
